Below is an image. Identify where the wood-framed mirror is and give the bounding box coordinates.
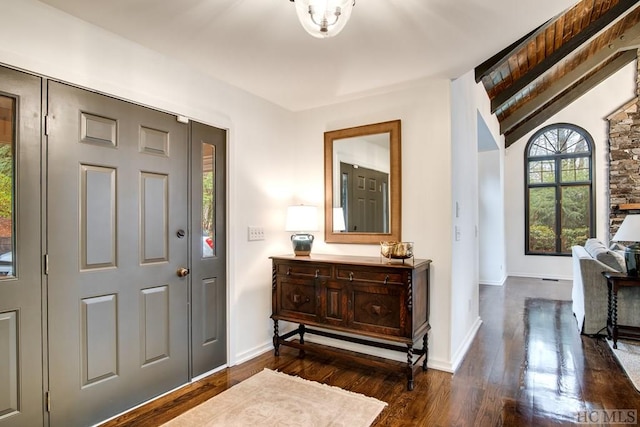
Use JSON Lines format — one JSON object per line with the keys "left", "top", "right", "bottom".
{"left": 324, "top": 120, "right": 401, "bottom": 244}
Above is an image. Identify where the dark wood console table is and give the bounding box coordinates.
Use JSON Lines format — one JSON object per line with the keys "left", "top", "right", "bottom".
{"left": 270, "top": 254, "right": 431, "bottom": 391}
{"left": 603, "top": 271, "right": 640, "bottom": 349}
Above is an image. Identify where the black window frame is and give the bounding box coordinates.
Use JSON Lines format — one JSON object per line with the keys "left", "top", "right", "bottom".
{"left": 524, "top": 123, "right": 595, "bottom": 256}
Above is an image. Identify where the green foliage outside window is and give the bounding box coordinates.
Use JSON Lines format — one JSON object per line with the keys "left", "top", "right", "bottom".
{"left": 0, "top": 144, "right": 13, "bottom": 219}
{"left": 526, "top": 124, "right": 593, "bottom": 255}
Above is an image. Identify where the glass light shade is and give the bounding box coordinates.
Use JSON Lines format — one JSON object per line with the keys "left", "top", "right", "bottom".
{"left": 293, "top": 0, "right": 355, "bottom": 38}
{"left": 333, "top": 207, "right": 346, "bottom": 231}
{"left": 285, "top": 205, "right": 318, "bottom": 232}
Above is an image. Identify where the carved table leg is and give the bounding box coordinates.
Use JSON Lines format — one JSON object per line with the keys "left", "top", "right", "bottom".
{"left": 612, "top": 289, "right": 619, "bottom": 349}
{"left": 298, "top": 324, "right": 306, "bottom": 358}
{"left": 422, "top": 334, "right": 429, "bottom": 371}
{"left": 607, "top": 282, "right": 612, "bottom": 340}
{"left": 273, "top": 319, "right": 280, "bottom": 356}
{"left": 406, "top": 344, "right": 414, "bottom": 391}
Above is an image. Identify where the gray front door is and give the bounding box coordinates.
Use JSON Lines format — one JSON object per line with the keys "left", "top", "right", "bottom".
{"left": 0, "top": 68, "right": 44, "bottom": 427}
{"left": 190, "top": 122, "right": 226, "bottom": 377}
{"left": 46, "top": 81, "right": 189, "bottom": 426}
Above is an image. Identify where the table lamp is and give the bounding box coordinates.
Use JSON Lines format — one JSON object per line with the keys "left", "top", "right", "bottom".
{"left": 612, "top": 214, "right": 640, "bottom": 276}
{"left": 285, "top": 205, "right": 318, "bottom": 256}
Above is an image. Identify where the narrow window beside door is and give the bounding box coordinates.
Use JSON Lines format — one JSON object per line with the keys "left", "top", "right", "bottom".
{"left": 202, "top": 143, "right": 216, "bottom": 258}
{"left": 0, "top": 96, "right": 15, "bottom": 277}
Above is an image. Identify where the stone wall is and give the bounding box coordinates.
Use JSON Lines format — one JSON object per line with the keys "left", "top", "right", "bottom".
{"left": 608, "top": 53, "right": 640, "bottom": 237}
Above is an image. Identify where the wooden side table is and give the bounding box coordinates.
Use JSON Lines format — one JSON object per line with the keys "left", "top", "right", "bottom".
{"left": 602, "top": 272, "right": 640, "bottom": 349}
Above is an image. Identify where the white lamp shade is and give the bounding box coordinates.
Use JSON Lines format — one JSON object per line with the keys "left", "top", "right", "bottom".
{"left": 613, "top": 214, "right": 640, "bottom": 242}
{"left": 294, "top": 0, "right": 354, "bottom": 38}
{"left": 333, "top": 207, "right": 346, "bottom": 231}
{"left": 285, "top": 205, "right": 318, "bottom": 232}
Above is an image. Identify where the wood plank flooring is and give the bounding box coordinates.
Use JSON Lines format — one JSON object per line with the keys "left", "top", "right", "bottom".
{"left": 101, "top": 277, "right": 640, "bottom": 426}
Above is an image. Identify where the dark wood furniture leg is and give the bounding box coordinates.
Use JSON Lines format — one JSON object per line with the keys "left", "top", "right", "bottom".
{"left": 273, "top": 319, "right": 280, "bottom": 356}
{"left": 612, "top": 285, "right": 619, "bottom": 349}
{"left": 406, "top": 344, "right": 414, "bottom": 391}
{"left": 421, "top": 333, "right": 429, "bottom": 371}
{"left": 298, "top": 324, "right": 306, "bottom": 358}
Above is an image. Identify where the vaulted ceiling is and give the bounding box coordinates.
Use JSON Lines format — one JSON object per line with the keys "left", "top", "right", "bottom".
{"left": 36, "top": 0, "right": 573, "bottom": 111}
{"left": 33, "top": 0, "right": 633, "bottom": 146}
{"left": 476, "top": 0, "right": 640, "bottom": 147}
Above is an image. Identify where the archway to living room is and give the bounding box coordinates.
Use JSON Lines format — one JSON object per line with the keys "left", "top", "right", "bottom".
{"left": 477, "top": 111, "right": 506, "bottom": 287}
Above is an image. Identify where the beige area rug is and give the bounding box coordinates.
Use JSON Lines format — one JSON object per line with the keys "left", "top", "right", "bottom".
{"left": 607, "top": 338, "right": 640, "bottom": 392}
{"left": 162, "top": 369, "right": 387, "bottom": 427}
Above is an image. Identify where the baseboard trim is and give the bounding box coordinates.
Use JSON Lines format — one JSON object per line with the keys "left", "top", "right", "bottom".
{"left": 233, "top": 341, "right": 273, "bottom": 366}
{"left": 450, "top": 316, "right": 483, "bottom": 372}
{"left": 479, "top": 276, "right": 507, "bottom": 286}
{"left": 508, "top": 273, "right": 572, "bottom": 281}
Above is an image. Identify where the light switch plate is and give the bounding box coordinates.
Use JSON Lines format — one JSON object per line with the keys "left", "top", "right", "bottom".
{"left": 248, "top": 226, "right": 265, "bottom": 241}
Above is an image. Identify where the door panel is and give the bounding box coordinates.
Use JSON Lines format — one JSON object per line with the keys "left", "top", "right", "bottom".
{"left": 47, "top": 81, "right": 189, "bottom": 426}
{"left": 340, "top": 162, "right": 388, "bottom": 233}
{"left": 0, "top": 67, "right": 43, "bottom": 427}
{"left": 190, "top": 122, "right": 226, "bottom": 377}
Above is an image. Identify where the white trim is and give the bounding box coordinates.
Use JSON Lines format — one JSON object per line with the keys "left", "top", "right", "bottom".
{"left": 450, "top": 316, "right": 482, "bottom": 373}
{"left": 507, "top": 272, "right": 572, "bottom": 281}
{"left": 233, "top": 341, "right": 273, "bottom": 366}
{"left": 479, "top": 275, "right": 507, "bottom": 286}
{"left": 191, "top": 364, "right": 228, "bottom": 382}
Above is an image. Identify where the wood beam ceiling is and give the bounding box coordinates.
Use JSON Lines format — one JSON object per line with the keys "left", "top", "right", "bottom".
{"left": 475, "top": 0, "right": 640, "bottom": 149}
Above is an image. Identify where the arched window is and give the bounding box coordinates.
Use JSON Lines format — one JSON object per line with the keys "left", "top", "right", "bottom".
{"left": 525, "top": 123, "right": 594, "bottom": 255}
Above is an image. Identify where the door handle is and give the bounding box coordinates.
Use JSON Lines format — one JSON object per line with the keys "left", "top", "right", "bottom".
{"left": 177, "top": 267, "right": 190, "bottom": 277}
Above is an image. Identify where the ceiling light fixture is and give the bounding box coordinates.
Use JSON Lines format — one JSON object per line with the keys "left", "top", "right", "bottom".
{"left": 290, "top": 0, "right": 355, "bottom": 38}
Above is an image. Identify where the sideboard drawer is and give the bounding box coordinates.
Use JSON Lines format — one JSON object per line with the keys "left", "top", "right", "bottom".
{"left": 336, "top": 266, "right": 404, "bottom": 285}
{"left": 276, "top": 262, "right": 331, "bottom": 278}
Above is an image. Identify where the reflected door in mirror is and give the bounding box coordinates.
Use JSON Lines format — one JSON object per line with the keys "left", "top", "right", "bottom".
{"left": 340, "top": 162, "right": 388, "bottom": 233}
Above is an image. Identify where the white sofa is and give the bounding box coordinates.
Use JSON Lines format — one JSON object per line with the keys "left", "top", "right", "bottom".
{"left": 571, "top": 239, "right": 640, "bottom": 335}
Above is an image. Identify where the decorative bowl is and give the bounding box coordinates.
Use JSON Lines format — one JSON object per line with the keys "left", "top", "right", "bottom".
{"left": 380, "top": 241, "right": 414, "bottom": 259}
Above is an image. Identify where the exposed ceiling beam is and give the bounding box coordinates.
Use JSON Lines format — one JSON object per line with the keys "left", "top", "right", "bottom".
{"left": 504, "top": 49, "right": 638, "bottom": 147}
{"left": 491, "top": 0, "right": 640, "bottom": 113}
{"left": 500, "top": 27, "right": 640, "bottom": 134}
{"left": 474, "top": 21, "right": 551, "bottom": 83}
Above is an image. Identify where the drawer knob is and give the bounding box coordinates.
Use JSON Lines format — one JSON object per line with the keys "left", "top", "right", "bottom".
{"left": 384, "top": 275, "right": 389, "bottom": 285}
{"left": 286, "top": 268, "right": 291, "bottom": 275}
{"left": 315, "top": 269, "right": 319, "bottom": 278}
{"left": 349, "top": 272, "right": 354, "bottom": 282}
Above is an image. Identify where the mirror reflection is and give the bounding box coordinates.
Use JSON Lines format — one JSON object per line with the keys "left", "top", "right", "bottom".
{"left": 324, "top": 120, "right": 401, "bottom": 244}
{"left": 333, "top": 133, "right": 390, "bottom": 233}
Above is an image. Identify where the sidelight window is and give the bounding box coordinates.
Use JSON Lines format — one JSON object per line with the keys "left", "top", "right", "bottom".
{"left": 202, "top": 143, "right": 215, "bottom": 258}
{"left": 0, "top": 96, "right": 15, "bottom": 276}
{"left": 525, "top": 124, "right": 594, "bottom": 255}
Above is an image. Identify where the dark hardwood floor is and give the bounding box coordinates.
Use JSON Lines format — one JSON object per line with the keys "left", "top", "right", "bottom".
{"left": 101, "top": 277, "right": 640, "bottom": 426}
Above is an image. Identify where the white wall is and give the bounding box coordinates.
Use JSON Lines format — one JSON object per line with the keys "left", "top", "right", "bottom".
{"left": 449, "top": 71, "right": 504, "bottom": 370}
{"left": 292, "top": 82, "right": 455, "bottom": 371}
{"left": 505, "top": 61, "right": 638, "bottom": 280}
{"left": 478, "top": 149, "right": 506, "bottom": 285}
{"left": 0, "top": 0, "right": 465, "bottom": 372}
{"left": 475, "top": 81, "right": 507, "bottom": 288}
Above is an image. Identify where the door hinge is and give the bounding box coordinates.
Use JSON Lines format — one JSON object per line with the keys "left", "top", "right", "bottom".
{"left": 44, "top": 254, "right": 49, "bottom": 275}
{"left": 45, "top": 391, "right": 51, "bottom": 412}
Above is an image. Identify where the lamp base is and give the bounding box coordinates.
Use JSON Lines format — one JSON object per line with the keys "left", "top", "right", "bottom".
{"left": 625, "top": 243, "right": 640, "bottom": 276}
{"left": 291, "top": 233, "right": 314, "bottom": 256}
